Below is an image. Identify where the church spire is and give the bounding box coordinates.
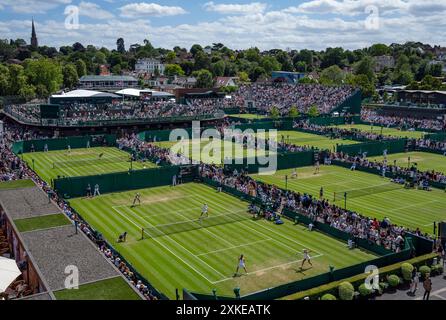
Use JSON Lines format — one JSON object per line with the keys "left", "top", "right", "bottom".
{"left": 31, "top": 18, "right": 38, "bottom": 48}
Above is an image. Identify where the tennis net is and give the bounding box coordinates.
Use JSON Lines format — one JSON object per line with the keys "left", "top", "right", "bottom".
{"left": 142, "top": 211, "right": 251, "bottom": 239}
{"left": 333, "top": 183, "right": 403, "bottom": 202}
{"left": 52, "top": 155, "right": 130, "bottom": 169}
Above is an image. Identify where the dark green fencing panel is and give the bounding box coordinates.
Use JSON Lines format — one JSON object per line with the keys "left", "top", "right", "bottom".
{"left": 424, "top": 132, "right": 446, "bottom": 142}
{"left": 308, "top": 115, "right": 362, "bottom": 126}
{"left": 223, "top": 151, "right": 315, "bottom": 174}
{"left": 331, "top": 90, "right": 362, "bottom": 114}
{"left": 54, "top": 166, "right": 181, "bottom": 198}
{"left": 336, "top": 139, "right": 407, "bottom": 157}
{"left": 13, "top": 135, "right": 117, "bottom": 153}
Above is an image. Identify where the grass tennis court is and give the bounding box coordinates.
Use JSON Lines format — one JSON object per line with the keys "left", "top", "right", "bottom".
{"left": 69, "top": 183, "right": 376, "bottom": 298}
{"left": 155, "top": 138, "right": 271, "bottom": 164}
{"left": 22, "top": 147, "right": 156, "bottom": 183}
{"left": 252, "top": 165, "right": 446, "bottom": 234}
{"left": 330, "top": 124, "right": 427, "bottom": 139}
{"left": 257, "top": 130, "right": 358, "bottom": 151}
{"left": 229, "top": 114, "right": 267, "bottom": 120}
{"left": 369, "top": 151, "right": 446, "bottom": 174}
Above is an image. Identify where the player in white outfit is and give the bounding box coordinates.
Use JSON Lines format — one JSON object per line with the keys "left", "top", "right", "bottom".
{"left": 235, "top": 254, "right": 248, "bottom": 275}
{"left": 301, "top": 249, "right": 313, "bottom": 268}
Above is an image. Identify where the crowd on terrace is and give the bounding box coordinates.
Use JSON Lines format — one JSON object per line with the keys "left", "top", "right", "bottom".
{"left": 4, "top": 84, "right": 357, "bottom": 125}
{"left": 330, "top": 151, "right": 446, "bottom": 186}
{"left": 232, "top": 84, "right": 355, "bottom": 114}
{"left": 198, "top": 164, "right": 429, "bottom": 252}
{"left": 361, "top": 109, "right": 446, "bottom": 131}
{"left": 293, "top": 120, "right": 399, "bottom": 141}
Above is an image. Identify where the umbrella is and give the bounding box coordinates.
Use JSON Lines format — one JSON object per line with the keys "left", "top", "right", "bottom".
{"left": 0, "top": 256, "right": 21, "bottom": 293}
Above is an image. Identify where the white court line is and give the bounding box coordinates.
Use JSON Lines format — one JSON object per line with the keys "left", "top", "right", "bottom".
{"left": 389, "top": 200, "right": 440, "bottom": 212}
{"left": 112, "top": 206, "right": 224, "bottom": 284}
{"left": 172, "top": 208, "right": 237, "bottom": 248}
{"left": 120, "top": 206, "right": 228, "bottom": 279}
{"left": 112, "top": 206, "right": 201, "bottom": 220}
{"left": 190, "top": 191, "right": 324, "bottom": 256}
{"left": 211, "top": 254, "right": 324, "bottom": 284}
{"left": 195, "top": 238, "right": 272, "bottom": 257}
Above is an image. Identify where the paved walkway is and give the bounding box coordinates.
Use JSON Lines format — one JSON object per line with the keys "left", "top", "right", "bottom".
{"left": 376, "top": 274, "right": 446, "bottom": 300}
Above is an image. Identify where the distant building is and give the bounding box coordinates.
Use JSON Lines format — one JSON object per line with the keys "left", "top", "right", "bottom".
{"left": 135, "top": 58, "right": 165, "bottom": 76}
{"left": 172, "top": 76, "right": 197, "bottom": 89}
{"left": 374, "top": 55, "right": 395, "bottom": 72}
{"left": 214, "top": 77, "right": 238, "bottom": 88}
{"left": 271, "top": 71, "right": 305, "bottom": 84}
{"left": 99, "top": 65, "right": 110, "bottom": 76}
{"left": 30, "top": 19, "right": 38, "bottom": 49}
{"left": 78, "top": 75, "right": 139, "bottom": 91}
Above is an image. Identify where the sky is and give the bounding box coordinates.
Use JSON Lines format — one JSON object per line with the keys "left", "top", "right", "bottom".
{"left": 0, "top": 0, "right": 445, "bottom": 51}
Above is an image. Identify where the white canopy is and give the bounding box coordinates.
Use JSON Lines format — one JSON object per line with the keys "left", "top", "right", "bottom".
{"left": 0, "top": 257, "right": 21, "bottom": 293}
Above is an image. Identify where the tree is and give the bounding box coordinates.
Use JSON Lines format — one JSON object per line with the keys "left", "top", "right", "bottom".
{"left": 194, "top": 51, "right": 210, "bottom": 70}
{"left": 211, "top": 60, "right": 226, "bottom": 77}
{"left": 307, "top": 105, "right": 320, "bottom": 118}
{"left": 24, "top": 58, "right": 63, "bottom": 95}
{"left": 19, "top": 84, "right": 36, "bottom": 100}
{"left": 369, "top": 44, "right": 389, "bottom": 56}
{"left": 261, "top": 56, "right": 281, "bottom": 74}
{"left": 237, "top": 71, "right": 250, "bottom": 83}
{"left": 62, "top": 64, "right": 79, "bottom": 89}
{"left": 166, "top": 51, "right": 177, "bottom": 63}
{"left": 289, "top": 105, "right": 299, "bottom": 119}
{"left": 190, "top": 44, "right": 203, "bottom": 57}
{"left": 165, "top": 64, "right": 185, "bottom": 76}
{"left": 8, "top": 64, "right": 27, "bottom": 95}
{"left": 321, "top": 47, "right": 345, "bottom": 69}
{"left": 0, "top": 64, "right": 10, "bottom": 96}
{"left": 355, "top": 56, "right": 375, "bottom": 82}
{"left": 194, "top": 69, "right": 213, "bottom": 88}
{"left": 320, "top": 65, "right": 345, "bottom": 85}
{"left": 116, "top": 38, "right": 125, "bottom": 54}
{"left": 429, "top": 63, "right": 443, "bottom": 77}
{"left": 346, "top": 74, "right": 375, "bottom": 98}
{"left": 75, "top": 59, "right": 87, "bottom": 77}
{"left": 270, "top": 106, "right": 280, "bottom": 119}
{"left": 295, "top": 61, "right": 307, "bottom": 72}
{"left": 250, "top": 66, "right": 266, "bottom": 82}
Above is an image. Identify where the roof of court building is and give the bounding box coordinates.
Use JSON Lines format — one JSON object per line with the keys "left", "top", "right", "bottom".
{"left": 51, "top": 89, "right": 121, "bottom": 99}
{"left": 79, "top": 75, "right": 138, "bottom": 82}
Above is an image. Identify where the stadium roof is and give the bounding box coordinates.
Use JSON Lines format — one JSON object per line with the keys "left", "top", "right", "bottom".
{"left": 115, "top": 88, "right": 174, "bottom": 97}
{"left": 51, "top": 89, "right": 120, "bottom": 99}
{"left": 80, "top": 75, "right": 138, "bottom": 82}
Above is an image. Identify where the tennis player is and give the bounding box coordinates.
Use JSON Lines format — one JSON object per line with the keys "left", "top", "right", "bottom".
{"left": 291, "top": 168, "right": 297, "bottom": 179}
{"left": 131, "top": 193, "right": 141, "bottom": 207}
{"left": 200, "top": 204, "right": 209, "bottom": 221}
{"left": 314, "top": 160, "right": 320, "bottom": 174}
{"left": 67, "top": 144, "right": 71, "bottom": 154}
{"left": 301, "top": 249, "right": 313, "bottom": 268}
{"left": 235, "top": 254, "right": 248, "bottom": 275}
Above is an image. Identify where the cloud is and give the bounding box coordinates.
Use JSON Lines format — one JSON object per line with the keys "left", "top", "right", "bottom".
{"left": 203, "top": 1, "right": 267, "bottom": 15}
{"left": 78, "top": 1, "right": 114, "bottom": 20}
{"left": 1, "top": 0, "right": 72, "bottom": 14}
{"left": 119, "top": 2, "right": 187, "bottom": 18}
{"left": 284, "top": 0, "right": 410, "bottom": 16}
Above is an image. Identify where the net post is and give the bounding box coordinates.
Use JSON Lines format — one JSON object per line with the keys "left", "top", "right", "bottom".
{"left": 141, "top": 227, "right": 144, "bottom": 240}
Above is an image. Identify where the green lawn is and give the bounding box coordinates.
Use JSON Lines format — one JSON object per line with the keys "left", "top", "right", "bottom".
{"left": 14, "top": 214, "right": 71, "bottom": 232}
{"left": 257, "top": 130, "right": 358, "bottom": 151}
{"left": 53, "top": 276, "right": 141, "bottom": 300}
{"left": 69, "top": 183, "right": 376, "bottom": 299}
{"left": 0, "top": 179, "right": 35, "bottom": 190}
{"left": 155, "top": 138, "right": 271, "bottom": 164}
{"left": 369, "top": 151, "right": 446, "bottom": 174}
{"left": 330, "top": 124, "right": 427, "bottom": 139}
{"left": 252, "top": 165, "right": 446, "bottom": 234}
{"left": 229, "top": 114, "right": 267, "bottom": 120}
{"left": 22, "top": 147, "right": 156, "bottom": 183}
